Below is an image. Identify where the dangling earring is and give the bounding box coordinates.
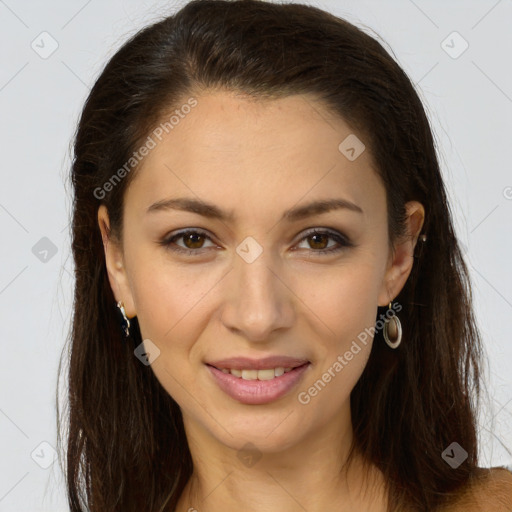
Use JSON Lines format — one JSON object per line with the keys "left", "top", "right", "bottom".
{"left": 116, "top": 300, "right": 130, "bottom": 337}
{"left": 383, "top": 301, "right": 402, "bottom": 349}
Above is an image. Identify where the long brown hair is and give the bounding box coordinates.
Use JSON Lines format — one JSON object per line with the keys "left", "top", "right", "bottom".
{"left": 57, "top": 1, "right": 484, "bottom": 510}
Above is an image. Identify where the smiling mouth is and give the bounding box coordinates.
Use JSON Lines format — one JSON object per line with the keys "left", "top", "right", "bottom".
{"left": 206, "top": 362, "right": 312, "bottom": 405}
{"left": 207, "top": 364, "right": 308, "bottom": 380}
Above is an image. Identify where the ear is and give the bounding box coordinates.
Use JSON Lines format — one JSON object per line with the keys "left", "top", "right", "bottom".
{"left": 97, "top": 205, "right": 137, "bottom": 318}
{"left": 377, "top": 201, "right": 425, "bottom": 307}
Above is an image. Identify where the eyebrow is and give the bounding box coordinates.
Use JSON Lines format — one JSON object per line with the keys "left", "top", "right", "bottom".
{"left": 146, "top": 197, "right": 363, "bottom": 221}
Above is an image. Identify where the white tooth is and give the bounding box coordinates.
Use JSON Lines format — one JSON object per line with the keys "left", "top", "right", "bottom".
{"left": 257, "top": 369, "right": 275, "bottom": 380}
{"left": 228, "top": 367, "right": 290, "bottom": 379}
{"left": 221, "top": 368, "right": 230, "bottom": 374}
{"left": 242, "top": 369, "right": 258, "bottom": 380}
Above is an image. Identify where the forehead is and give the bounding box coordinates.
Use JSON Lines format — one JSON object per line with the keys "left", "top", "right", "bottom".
{"left": 124, "top": 91, "right": 385, "bottom": 224}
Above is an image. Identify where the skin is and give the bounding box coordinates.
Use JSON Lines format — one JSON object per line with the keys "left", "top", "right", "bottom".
{"left": 98, "top": 90, "right": 425, "bottom": 512}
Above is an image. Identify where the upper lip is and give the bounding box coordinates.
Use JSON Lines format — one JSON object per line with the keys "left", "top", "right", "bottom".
{"left": 207, "top": 356, "right": 310, "bottom": 370}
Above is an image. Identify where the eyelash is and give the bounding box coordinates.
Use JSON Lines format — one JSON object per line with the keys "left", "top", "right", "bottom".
{"left": 158, "top": 228, "right": 353, "bottom": 257}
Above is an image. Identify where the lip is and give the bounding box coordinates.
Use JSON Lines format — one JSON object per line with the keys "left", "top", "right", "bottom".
{"left": 206, "top": 356, "right": 310, "bottom": 370}
{"left": 206, "top": 362, "right": 311, "bottom": 405}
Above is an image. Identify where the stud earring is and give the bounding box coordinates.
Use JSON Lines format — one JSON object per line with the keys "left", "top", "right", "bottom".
{"left": 383, "top": 301, "right": 402, "bottom": 349}
{"left": 116, "top": 301, "right": 130, "bottom": 337}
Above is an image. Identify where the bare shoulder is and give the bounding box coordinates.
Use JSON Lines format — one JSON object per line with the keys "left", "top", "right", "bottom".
{"left": 442, "top": 467, "right": 512, "bottom": 512}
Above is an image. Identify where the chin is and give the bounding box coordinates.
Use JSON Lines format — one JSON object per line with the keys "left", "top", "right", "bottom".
{"left": 207, "top": 412, "right": 308, "bottom": 453}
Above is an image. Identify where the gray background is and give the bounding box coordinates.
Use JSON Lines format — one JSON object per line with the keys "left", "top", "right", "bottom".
{"left": 0, "top": 0, "right": 511, "bottom": 510}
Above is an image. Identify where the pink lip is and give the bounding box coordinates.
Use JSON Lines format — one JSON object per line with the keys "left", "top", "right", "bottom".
{"left": 207, "top": 356, "right": 309, "bottom": 370}
{"left": 206, "top": 363, "right": 311, "bottom": 405}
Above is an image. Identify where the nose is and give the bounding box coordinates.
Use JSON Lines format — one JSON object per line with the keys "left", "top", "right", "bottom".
{"left": 220, "top": 250, "right": 295, "bottom": 343}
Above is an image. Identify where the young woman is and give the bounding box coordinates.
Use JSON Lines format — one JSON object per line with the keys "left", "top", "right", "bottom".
{"left": 58, "top": 0, "right": 512, "bottom": 510}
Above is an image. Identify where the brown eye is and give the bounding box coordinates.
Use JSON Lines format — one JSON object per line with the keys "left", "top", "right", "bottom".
{"left": 181, "top": 232, "right": 207, "bottom": 249}
{"left": 159, "top": 229, "right": 216, "bottom": 255}
{"left": 307, "top": 232, "right": 330, "bottom": 250}
{"left": 295, "top": 229, "right": 352, "bottom": 255}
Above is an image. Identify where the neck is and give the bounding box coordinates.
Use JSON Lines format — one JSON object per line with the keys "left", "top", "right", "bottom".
{"left": 174, "top": 418, "right": 388, "bottom": 512}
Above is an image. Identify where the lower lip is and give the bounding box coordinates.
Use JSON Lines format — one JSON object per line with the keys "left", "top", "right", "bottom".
{"left": 206, "top": 363, "right": 311, "bottom": 405}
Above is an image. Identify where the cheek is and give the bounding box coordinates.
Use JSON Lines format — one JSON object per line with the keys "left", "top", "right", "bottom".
{"left": 127, "top": 245, "right": 219, "bottom": 342}
{"left": 127, "top": 258, "right": 211, "bottom": 404}
{"left": 134, "top": 294, "right": 201, "bottom": 366}
{"left": 292, "top": 260, "right": 381, "bottom": 405}
{"left": 291, "top": 259, "right": 383, "bottom": 346}
{"left": 126, "top": 250, "right": 230, "bottom": 409}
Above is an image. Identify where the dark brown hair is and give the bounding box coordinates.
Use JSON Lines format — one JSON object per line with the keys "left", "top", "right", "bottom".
{"left": 57, "top": 0, "right": 485, "bottom": 510}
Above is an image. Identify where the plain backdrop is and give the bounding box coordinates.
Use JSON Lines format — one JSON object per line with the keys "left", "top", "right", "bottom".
{"left": 0, "top": 0, "right": 511, "bottom": 510}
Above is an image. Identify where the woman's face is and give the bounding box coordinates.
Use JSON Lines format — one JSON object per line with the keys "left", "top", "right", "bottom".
{"left": 99, "top": 90, "right": 422, "bottom": 454}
